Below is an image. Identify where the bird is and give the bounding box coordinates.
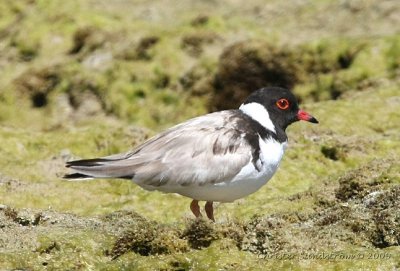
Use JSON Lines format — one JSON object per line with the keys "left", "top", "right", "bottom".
{"left": 64, "top": 87, "right": 318, "bottom": 221}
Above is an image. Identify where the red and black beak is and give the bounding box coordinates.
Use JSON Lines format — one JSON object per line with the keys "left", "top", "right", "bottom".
{"left": 297, "top": 109, "right": 318, "bottom": 124}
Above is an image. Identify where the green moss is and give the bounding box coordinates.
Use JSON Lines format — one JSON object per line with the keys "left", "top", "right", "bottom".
{"left": 1, "top": 0, "right": 400, "bottom": 269}
{"left": 385, "top": 36, "right": 400, "bottom": 73}
{"left": 293, "top": 38, "right": 394, "bottom": 101}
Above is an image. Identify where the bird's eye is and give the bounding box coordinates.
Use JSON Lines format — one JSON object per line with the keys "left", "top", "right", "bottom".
{"left": 276, "top": 98, "right": 290, "bottom": 110}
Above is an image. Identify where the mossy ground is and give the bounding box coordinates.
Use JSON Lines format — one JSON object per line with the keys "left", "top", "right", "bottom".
{"left": 0, "top": 0, "right": 399, "bottom": 270}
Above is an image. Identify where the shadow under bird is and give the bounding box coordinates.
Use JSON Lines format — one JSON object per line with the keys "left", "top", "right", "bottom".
{"left": 64, "top": 87, "right": 318, "bottom": 221}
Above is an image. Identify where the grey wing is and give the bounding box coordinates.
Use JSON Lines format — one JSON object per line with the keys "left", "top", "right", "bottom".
{"left": 66, "top": 111, "right": 253, "bottom": 186}
{"left": 125, "top": 112, "right": 253, "bottom": 187}
{"left": 131, "top": 133, "right": 251, "bottom": 187}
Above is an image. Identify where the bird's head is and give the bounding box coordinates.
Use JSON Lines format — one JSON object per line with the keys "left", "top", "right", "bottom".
{"left": 240, "top": 87, "right": 318, "bottom": 132}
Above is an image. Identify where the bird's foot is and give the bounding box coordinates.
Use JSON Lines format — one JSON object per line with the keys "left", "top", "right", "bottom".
{"left": 190, "top": 199, "right": 202, "bottom": 218}
{"left": 190, "top": 200, "right": 215, "bottom": 222}
{"left": 205, "top": 201, "right": 215, "bottom": 222}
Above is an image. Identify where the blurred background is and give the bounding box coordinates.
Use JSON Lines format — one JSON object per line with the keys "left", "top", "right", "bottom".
{"left": 1, "top": 0, "right": 399, "bottom": 129}
{"left": 0, "top": 0, "right": 399, "bottom": 269}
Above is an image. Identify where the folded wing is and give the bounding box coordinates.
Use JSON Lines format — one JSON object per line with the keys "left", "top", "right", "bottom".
{"left": 65, "top": 111, "right": 253, "bottom": 187}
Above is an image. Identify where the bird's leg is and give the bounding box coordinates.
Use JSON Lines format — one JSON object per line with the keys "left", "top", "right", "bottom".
{"left": 205, "top": 201, "right": 215, "bottom": 222}
{"left": 190, "top": 200, "right": 202, "bottom": 218}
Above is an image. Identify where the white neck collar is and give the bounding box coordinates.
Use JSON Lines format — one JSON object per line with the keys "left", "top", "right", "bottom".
{"left": 239, "top": 102, "right": 276, "bottom": 133}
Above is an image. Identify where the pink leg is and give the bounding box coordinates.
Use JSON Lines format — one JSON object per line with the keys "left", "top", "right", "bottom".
{"left": 205, "top": 201, "right": 215, "bottom": 222}
{"left": 190, "top": 200, "right": 202, "bottom": 218}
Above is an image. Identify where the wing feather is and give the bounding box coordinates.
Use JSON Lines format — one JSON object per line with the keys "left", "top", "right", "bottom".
{"left": 67, "top": 111, "right": 254, "bottom": 187}
{"left": 127, "top": 112, "right": 253, "bottom": 187}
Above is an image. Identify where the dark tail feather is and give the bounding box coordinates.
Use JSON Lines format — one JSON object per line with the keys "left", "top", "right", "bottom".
{"left": 64, "top": 156, "right": 136, "bottom": 180}
{"left": 63, "top": 172, "right": 93, "bottom": 179}
{"left": 66, "top": 158, "right": 118, "bottom": 168}
{"left": 64, "top": 158, "right": 113, "bottom": 180}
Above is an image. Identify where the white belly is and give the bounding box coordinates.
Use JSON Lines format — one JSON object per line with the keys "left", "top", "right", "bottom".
{"left": 153, "top": 137, "right": 287, "bottom": 202}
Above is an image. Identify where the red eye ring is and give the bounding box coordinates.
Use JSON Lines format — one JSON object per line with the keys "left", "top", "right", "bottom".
{"left": 276, "top": 98, "right": 290, "bottom": 110}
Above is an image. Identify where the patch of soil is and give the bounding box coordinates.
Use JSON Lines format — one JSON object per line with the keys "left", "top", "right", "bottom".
{"left": 181, "top": 219, "right": 218, "bottom": 249}
{"left": 110, "top": 159, "right": 398, "bottom": 258}
{"left": 335, "top": 159, "right": 394, "bottom": 201}
{"left": 135, "top": 36, "right": 160, "bottom": 60}
{"left": 190, "top": 15, "right": 209, "bottom": 27}
{"left": 241, "top": 159, "right": 400, "bottom": 256}
{"left": 69, "top": 27, "right": 112, "bottom": 56}
{"left": 13, "top": 66, "right": 61, "bottom": 108}
{"left": 0, "top": 206, "right": 102, "bottom": 253}
{"left": 180, "top": 64, "right": 215, "bottom": 97}
{"left": 109, "top": 214, "right": 187, "bottom": 258}
{"left": 1, "top": 159, "right": 398, "bottom": 260}
{"left": 319, "top": 135, "right": 375, "bottom": 162}
{"left": 181, "top": 32, "right": 220, "bottom": 57}
{"left": 116, "top": 35, "right": 160, "bottom": 61}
